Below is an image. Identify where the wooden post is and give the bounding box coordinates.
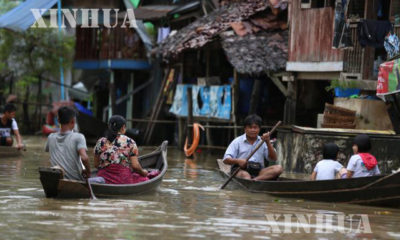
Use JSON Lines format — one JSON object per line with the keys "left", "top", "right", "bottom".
{"left": 108, "top": 70, "right": 115, "bottom": 119}
{"left": 126, "top": 73, "right": 134, "bottom": 129}
{"left": 232, "top": 69, "right": 239, "bottom": 138}
{"left": 178, "top": 117, "right": 185, "bottom": 149}
{"left": 249, "top": 78, "right": 262, "bottom": 114}
{"left": 284, "top": 77, "right": 297, "bottom": 124}
{"left": 144, "top": 68, "right": 172, "bottom": 144}
{"left": 186, "top": 87, "right": 193, "bottom": 155}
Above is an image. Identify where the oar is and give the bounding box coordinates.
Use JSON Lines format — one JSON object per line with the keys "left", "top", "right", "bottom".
{"left": 80, "top": 158, "right": 97, "bottom": 200}
{"left": 85, "top": 176, "right": 97, "bottom": 200}
{"left": 220, "top": 121, "right": 282, "bottom": 190}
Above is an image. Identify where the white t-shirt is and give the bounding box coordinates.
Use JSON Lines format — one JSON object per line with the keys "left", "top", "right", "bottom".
{"left": 11, "top": 119, "right": 18, "bottom": 130}
{"left": 347, "top": 154, "right": 380, "bottom": 178}
{"left": 0, "top": 118, "right": 18, "bottom": 137}
{"left": 313, "top": 159, "right": 343, "bottom": 180}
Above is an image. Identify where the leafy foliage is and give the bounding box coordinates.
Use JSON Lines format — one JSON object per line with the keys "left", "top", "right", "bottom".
{"left": 0, "top": 0, "right": 75, "bottom": 131}
{"left": 325, "top": 79, "right": 359, "bottom": 92}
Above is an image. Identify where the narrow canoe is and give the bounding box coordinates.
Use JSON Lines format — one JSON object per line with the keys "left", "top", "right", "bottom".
{"left": 39, "top": 141, "right": 168, "bottom": 198}
{"left": 0, "top": 146, "right": 22, "bottom": 158}
{"left": 217, "top": 159, "right": 400, "bottom": 208}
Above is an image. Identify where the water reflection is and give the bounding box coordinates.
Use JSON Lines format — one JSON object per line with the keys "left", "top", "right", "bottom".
{"left": 0, "top": 136, "right": 399, "bottom": 239}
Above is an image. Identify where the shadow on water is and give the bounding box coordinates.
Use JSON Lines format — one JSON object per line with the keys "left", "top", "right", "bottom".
{"left": 0, "top": 136, "right": 399, "bottom": 239}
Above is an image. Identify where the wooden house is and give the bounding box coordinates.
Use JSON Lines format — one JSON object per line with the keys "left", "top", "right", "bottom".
{"left": 285, "top": 0, "right": 400, "bottom": 126}
{"left": 62, "top": 0, "right": 154, "bottom": 133}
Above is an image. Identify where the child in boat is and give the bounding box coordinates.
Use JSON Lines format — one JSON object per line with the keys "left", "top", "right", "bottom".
{"left": 311, "top": 143, "right": 346, "bottom": 180}
{"left": 346, "top": 134, "right": 380, "bottom": 178}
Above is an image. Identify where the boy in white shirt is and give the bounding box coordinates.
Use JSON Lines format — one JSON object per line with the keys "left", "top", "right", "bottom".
{"left": 311, "top": 143, "right": 346, "bottom": 180}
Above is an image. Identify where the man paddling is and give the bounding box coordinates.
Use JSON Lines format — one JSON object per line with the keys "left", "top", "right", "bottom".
{"left": 223, "top": 114, "right": 283, "bottom": 180}
{"left": 0, "top": 103, "right": 24, "bottom": 149}
{"left": 45, "top": 106, "right": 91, "bottom": 180}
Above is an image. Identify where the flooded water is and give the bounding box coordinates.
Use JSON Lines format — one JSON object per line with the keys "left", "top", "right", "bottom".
{"left": 0, "top": 136, "right": 399, "bottom": 239}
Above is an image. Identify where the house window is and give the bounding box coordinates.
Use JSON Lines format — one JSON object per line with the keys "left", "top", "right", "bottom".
{"left": 301, "top": 0, "right": 334, "bottom": 9}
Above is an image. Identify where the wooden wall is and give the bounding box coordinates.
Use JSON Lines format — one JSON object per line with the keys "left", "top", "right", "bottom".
{"left": 288, "top": 0, "right": 343, "bottom": 62}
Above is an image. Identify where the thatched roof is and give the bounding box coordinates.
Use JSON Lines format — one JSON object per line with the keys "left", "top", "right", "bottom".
{"left": 157, "top": 0, "right": 270, "bottom": 60}
{"left": 221, "top": 30, "right": 288, "bottom": 74}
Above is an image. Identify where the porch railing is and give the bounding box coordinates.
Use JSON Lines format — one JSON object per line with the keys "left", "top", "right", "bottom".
{"left": 343, "top": 23, "right": 400, "bottom": 78}
{"left": 75, "top": 27, "right": 146, "bottom": 61}
{"left": 343, "top": 22, "right": 364, "bottom": 76}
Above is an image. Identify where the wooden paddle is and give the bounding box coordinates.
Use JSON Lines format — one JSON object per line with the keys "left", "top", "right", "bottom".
{"left": 220, "top": 121, "right": 282, "bottom": 189}
{"left": 80, "top": 158, "right": 97, "bottom": 200}
{"left": 85, "top": 177, "right": 97, "bottom": 200}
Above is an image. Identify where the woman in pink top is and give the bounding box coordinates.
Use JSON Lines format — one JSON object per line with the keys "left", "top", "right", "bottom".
{"left": 94, "top": 115, "right": 149, "bottom": 184}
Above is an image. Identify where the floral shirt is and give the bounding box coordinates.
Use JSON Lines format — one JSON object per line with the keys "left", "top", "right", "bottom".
{"left": 94, "top": 135, "right": 139, "bottom": 168}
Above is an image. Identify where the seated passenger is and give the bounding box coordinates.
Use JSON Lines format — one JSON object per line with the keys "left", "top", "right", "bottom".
{"left": 347, "top": 134, "right": 380, "bottom": 178}
{"left": 45, "top": 106, "right": 90, "bottom": 180}
{"left": 311, "top": 143, "right": 346, "bottom": 180}
{"left": 223, "top": 114, "right": 283, "bottom": 180}
{"left": 94, "top": 115, "right": 150, "bottom": 184}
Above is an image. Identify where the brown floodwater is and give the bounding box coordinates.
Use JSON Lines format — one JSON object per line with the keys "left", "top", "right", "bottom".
{"left": 0, "top": 136, "right": 399, "bottom": 240}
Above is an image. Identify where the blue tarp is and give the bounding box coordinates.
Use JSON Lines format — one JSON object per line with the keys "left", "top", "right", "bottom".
{"left": 170, "top": 84, "right": 232, "bottom": 120}
{"left": 0, "top": 0, "right": 57, "bottom": 31}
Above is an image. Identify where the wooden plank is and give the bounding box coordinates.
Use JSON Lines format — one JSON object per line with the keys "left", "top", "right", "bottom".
{"left": 143, "top": 69, "right": 173, "bottom": 144}
{"left": 288, "top": 2, "right": 344, "bottom": 63}
{"left": 292, "top": 0, "right": 301, "bottom": 61}
{"left": 297, "top": 72, "right": 340, "bottom": 80}
{"left": 286, "top": 61, "right": 343, "bottom": 72}
{"left": 268, "top": 74, "right": 288, "bottom": 97}
{"left": 293, "top": 125, "right": 396, "bottom": 135}
{"left": 334, "top": 98, "right": 394, "bottom": 131}
{"left": 313, "top": 8, "right": 321, "bottom": 62}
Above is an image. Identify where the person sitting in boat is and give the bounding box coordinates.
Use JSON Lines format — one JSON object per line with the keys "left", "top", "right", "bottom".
{"left": 94, "top": 115, "right": 151, "bottom": 184}
{"left": 311, "top": 143, "right": 347, "bottom": 180}
{"left": 45, "top": 106, "right": 91, "bottom": 180}
{"left": 347, "top": 134, "right": 380, "bottom": 178}
{"left": 0, "top": 103, "right": 24, "bottom": 149}
{"left": 223, "top": 114, "right": 283, "bottom": 180}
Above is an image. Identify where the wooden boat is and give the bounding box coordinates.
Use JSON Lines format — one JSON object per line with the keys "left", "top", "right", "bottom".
{"left": 39, "top": 141, "right": 168, "bottom": 198}
{"left": 0, "top": 146, "right": 22, "bottom": 158}
{"left": 217, "top": 159, "right": 400, "bottom": 208}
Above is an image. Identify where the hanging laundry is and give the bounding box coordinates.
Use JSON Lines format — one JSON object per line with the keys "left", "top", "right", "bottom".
{"left": 384, "top": 33, "right": 400, "bottom": 59}
{"left": 358, "top": 19, "right": 392, "bottom": 48}
{"left": 332, "top": 0, "right": 353, "bottom": 49}
{"left": 157, "top": 27, "right": 171, "bottom": 44}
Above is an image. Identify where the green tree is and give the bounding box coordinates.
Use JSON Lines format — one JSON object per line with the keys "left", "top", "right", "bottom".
{"left": 0, "top": 1, "right": 75, "bottom": 132}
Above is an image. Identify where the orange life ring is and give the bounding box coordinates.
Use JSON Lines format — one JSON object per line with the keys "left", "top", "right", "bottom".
{"left": 184, "top": 123, "right": 204, "bottom": 157}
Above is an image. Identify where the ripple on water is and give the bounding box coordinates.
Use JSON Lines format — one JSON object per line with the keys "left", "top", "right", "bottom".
{"left": 17, "top": 188, "right": 38, "bottom": 192}
{"left": 163, "top": 179, "right": 179, "bottom": 183}
{"left": 0, "top": 195, "right": 33, "bottom": 199}
{"left": 387, "top": 232, "right": 400, "bottom": 238}
{"left": 181, "top": 186, "right": 220, "bottom": 192}
{"left": 158, "top": 188, "right": 179, "bottom": 195}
